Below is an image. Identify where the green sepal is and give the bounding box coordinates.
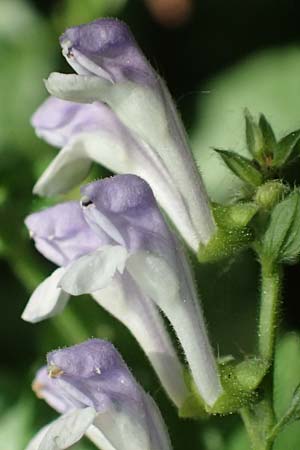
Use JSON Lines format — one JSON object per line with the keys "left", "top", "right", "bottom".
{"left": 214, "top": 148, "right": 264, "bottom": 188}
{"left": 272, "top": 129, "right": 300, "bottom": 167}
{"left": 245, "top": 109, "right": 265, "bottom": 161}
{"left": 179, "top": 371, "right": 209, "bottom": 419}
{"left": 209, "top": 362, "right": 258, "bottom": 415}
{"left": 179, "top": 358, "right": 267, "bottom": 418}
{"left": 234, "top": 358, "right": 268, "bottom": 391}
{"left": 198, "top": 203, "right": 258, "bottom": 263}
{"left": 179, "top": 391, "right": 208, "bottom": 419}
{"left": 217, "top": 202, "right": 259, "bottom": 228}
{"left": 262, "top": 190, "right": 300, "bottom": 265}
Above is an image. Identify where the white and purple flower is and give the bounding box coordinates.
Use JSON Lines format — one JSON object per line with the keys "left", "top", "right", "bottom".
{"left": 32, "top": 18, "right": 215, "bottom": 251}
{"left": 23, "top": 174, "right": 222, "bottom": 407}
{"left": 25, "top": 339, "right": 172, "bottom": 450}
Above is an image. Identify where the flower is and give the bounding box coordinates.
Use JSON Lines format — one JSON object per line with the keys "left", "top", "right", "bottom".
{"left": 32, "top": 18, "right": 215, "bottom": 251}
{"left": 23, "top": 174, "right": 222, "bottom": 406}
{"left": 23, "top": 200, "right": 187, "bottom": 409}
{"left": 25, "top": 339, "right": 172, "bottom": 450}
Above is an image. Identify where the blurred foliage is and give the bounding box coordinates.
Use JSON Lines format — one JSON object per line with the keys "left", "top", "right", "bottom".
{"left": 192, "top": 47, "right": 300, "bottom": 203}
{"left": 53, "top": 0, "right": 126, "bottom": 30}
{"left": 1, "top": 0, "right": 300, "bottom": 448}
{"left": 273, "top": 333, "right": 300, "bottom": 449}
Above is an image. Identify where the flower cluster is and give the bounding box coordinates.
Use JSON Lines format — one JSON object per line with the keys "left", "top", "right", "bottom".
{"left": 24, "top": 18, "right": 222, "bottom": 450}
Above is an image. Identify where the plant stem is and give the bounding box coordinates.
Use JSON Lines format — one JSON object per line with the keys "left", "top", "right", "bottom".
{"left": 241, "top": 403, "right": 272, "bottom": 450}
{"left": 258, "top": 260, "right": 282, "bottom": 362}
{"left": 240, "top": 378, "right": 275, "bottom": 450}
{"left": 240, "top": 257, "right": 282, "bottom": 450}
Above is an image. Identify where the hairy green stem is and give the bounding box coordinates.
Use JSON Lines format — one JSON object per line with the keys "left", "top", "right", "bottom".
{"left": 241, "top": 378, "right": 275, "bottom": 450}
{"left": 258, "top": 261, "right": 282, "bottom": 362}
{"left": 241, "top": 258, "right": 282, "bottom": 450}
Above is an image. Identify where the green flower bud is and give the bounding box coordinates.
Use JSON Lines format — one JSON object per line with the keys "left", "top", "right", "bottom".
{"left": 255, "top": 180, "right": 286, "bottom": 210}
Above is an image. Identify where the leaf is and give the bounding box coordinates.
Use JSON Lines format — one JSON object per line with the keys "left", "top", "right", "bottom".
{"left": 274, "top": 333, "right": 300, "bottom": 416}
{"left": 281, "top": 384, "right": 300, "bottom": 424}
{"left": 214, "top": 149, "right": 263, "bottom": 187}
{"left": 269, "top": 333, "right": 300, "bottom": 449}
{"left": 273, "top": 129, "right": 300, "bottom": 167}
{"left": 259, "top": 114, "right": 276, "bottom": 152}
{"left": 244, "top": 109, "right": 264, "bottom": 160}
{"left": 262, "top": 191, "right": 300, "bottom": 264}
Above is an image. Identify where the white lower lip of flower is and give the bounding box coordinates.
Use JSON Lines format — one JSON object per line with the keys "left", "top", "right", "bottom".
{"left": 59, "top": 246, "right": 127, "bottom": 295}
{"left": 21, "top": 267, "right": 70, "bottom": 323}
{"left": 38, "top": 407, "right": 96, "bottom": 450}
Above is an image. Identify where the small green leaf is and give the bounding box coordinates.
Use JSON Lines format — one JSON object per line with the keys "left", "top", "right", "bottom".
{"left": 268, "top": 384, "right": 300, "bottom": 441}
{"left": 273, "top": 129, "right": 300, "bottom": 167}
{"left": 272, "top": 333, "right": 300, "bottom": 447}
{"left": 262, "top": 190, "right": 300, "bottom": 264}
{"left": 258, "top": 114, "right": 276, "bottom": 152}
{"left": 287, "top": 385, "right": 300, "bottom": 422}
{"left": 245, "top": 109, "right": 264, "bottom": 160}
{"left": 214, "top": 149, "right": 263, "bottom": 187}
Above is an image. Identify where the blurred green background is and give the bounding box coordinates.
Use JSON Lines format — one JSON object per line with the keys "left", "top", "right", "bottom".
{"left": 1, "top": 0, "right": 300, "bottom": 448}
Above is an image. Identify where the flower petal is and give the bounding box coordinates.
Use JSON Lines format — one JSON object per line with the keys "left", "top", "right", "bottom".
{"left": 143, "top": 393, "right": 172, "bottom": 450}
{"left": 31, "top": 97, "right": 102, "bottom": 148}
{"left": 45, "top": 73, "right": 111, "bottom": 104}
{"left": 25, "top": 425, "right": 51, "bottom": 450}
{"left": 33, "top": 138, "right": 92, "bottom": 196}
{"left": 25, "top": 201, "right": 105, "bottom": 266}
{"left": 92, "top": 270, "right": 188, "bottom": 408}
{"left": 127, "top": 250, "right": 223, "bottom": 406}
{"left": 85, "top": 425, "right": 116, "bottom": 450}
{"left": 59, "top": 246, "right": 127, "bottom": 295}
{"left": 38, "top": 407, "right": 96, "bottom": 450}
{"left": 92, "top": 405, "right": 150, "bottom": 450}
{"left": 59, "top": 19, "right": 155, "bottom": 86}
{"left": 81, "top": 176, "right": 175, "bottom": 256}
{"left": 21, "top": 268, "right": 69, "bottom": 323}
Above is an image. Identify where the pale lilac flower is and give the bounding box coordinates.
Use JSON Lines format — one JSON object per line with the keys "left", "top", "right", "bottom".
{"left": 25, "top": 339, "right": 172, "bottom": 450}
{"left": 32, "top": 18, "right": 215, "bottom": 251}
{"left": 23, "top": 190, "right": 187, "bottom": 409}
{"left": 23, "top": 175, "right": 222, "bottom": 406}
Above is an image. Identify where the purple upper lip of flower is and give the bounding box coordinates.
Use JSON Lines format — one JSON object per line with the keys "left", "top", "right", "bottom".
{"left": 25, "top": 175, "right": 175, "bottom": 265}
{"left": 59, "top": 18, "right": 155, "bottom": 85}
{"left": 35, "top": 339, "right": 144, "bottom": 413}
